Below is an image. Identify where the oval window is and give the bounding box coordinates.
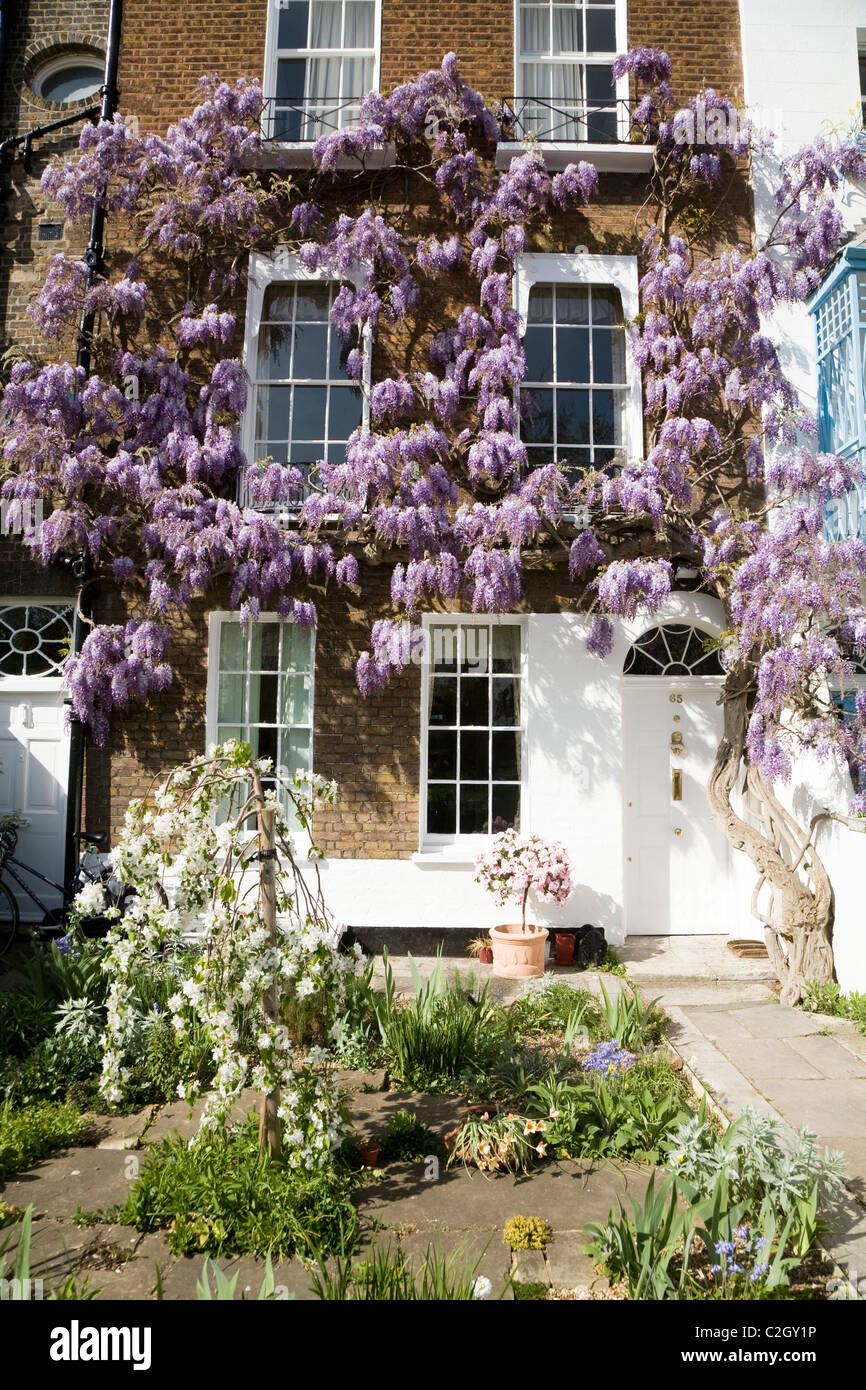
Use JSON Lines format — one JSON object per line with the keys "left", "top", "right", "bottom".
{"left": 34, "top": 57, "right": 103, "bottom": 104}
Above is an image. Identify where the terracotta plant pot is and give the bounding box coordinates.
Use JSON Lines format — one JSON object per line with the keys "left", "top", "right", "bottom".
{"left": 479, "top": 947, "right": 493, "bottom": 964}
{"left": 357, "top": 1139, "right": 380, "bottom": 1167}
{"left": 554, "top": 933, "right": 576, "bottom": 966}
{"left": 490, "top": 922, "right": 547, "bottom": 979}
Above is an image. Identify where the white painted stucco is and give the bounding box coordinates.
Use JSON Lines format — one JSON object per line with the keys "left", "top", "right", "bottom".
{"left": 738, "top": 0, "right": 866, "bottom": 986}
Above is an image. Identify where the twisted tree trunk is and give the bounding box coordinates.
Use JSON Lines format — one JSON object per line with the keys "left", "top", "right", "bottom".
{"left": 707, "top": 674, "right": 835, "bottom": 1006}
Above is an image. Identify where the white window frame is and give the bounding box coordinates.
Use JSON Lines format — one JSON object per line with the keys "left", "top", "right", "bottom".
{"left": 0, "top": 599, "right": 74, "bottom": 692}
{"left": 512, "top": 0, "right": 629, "bottom": 141}
{"left": 514, "top": 252, "right": 642, "bottom": 466}
{"left": 205, "top": 610, "right": 316, "bottom": 782}
{"left": 418, "top": 613, "right": 528, "bottom": 852}
{"left": 241, "top": 250, "right": 370, "bottom": 516}
{"left": 262, "top": 0, "right": 383, "bottom": 142}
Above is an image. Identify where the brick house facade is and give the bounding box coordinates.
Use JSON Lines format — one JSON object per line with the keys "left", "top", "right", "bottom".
{"left": 0, "top": 0, "right": 760, "bottom": 943}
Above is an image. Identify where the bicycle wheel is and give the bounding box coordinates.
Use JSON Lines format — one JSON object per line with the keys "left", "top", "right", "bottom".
{"left": 0, "top": 879, "right": 20, "bottom": 960}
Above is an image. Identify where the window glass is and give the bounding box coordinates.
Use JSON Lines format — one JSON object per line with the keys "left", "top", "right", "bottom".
{"left": 270, "top": 0, "right": 376, "bottom": 139}
{"left": 0, "top": 604, "right": 73, "bottom": 677}
{"left": 216, "top": 619, "right": 313, "bottom": 820}
{"left": 517, "top": 0, "right": 618, "bottom": 141}
{"left": 425, "top": 624, "right": 522, "bottom": 837}
{"left": 520, "top": 281, "right": 625, "bottom": 478}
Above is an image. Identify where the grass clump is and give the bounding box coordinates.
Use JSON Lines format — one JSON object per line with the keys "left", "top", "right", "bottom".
{"left": 112, "top": 1116, "right": 359, "bottom": 1259}
{"left": 0, "top": 1100, "right": 88, "bottom": 1179}
{"left": 379, "top": 1109, "right": 444, "bottom": 1163}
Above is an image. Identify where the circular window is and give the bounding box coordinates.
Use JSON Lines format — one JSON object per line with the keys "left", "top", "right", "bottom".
{"left": 33, "top": 55, "right": 103, "bottom": 104}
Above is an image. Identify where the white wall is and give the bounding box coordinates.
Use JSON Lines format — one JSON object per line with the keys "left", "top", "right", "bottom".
{"left": 739, "top": 1, "right": 866, "bottom": 986}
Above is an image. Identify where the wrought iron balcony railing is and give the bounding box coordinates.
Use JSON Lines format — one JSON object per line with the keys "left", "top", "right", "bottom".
{"left": 261, "top": 95, "right": 364, "bottom": 144}
{"left": 499, "top": 96, "right": 644, "bottom": 146}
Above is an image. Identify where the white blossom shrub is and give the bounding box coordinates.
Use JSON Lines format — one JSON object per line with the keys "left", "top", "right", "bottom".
{"left": 97, "top": 740, "right": 363, "bottom": 1170}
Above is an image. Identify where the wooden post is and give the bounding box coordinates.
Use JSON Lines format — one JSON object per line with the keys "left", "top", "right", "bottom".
{"left": 258, "top": 802, "right": 281, "bottom": 1160}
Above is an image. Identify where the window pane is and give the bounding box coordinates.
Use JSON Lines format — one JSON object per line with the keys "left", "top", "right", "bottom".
{"left": 461, "top": 626, "right": 489, "bottom": 674}
{"left": 310, "top": 0, "right": 342, "bottom": 46}
{"left": 250, "top": 672, "right": 278, "bottom": 724}
{"left": 553, "top": 6, "right": 583, "bottom": 54}
{"left": 280, "top": 673, "right": 311, "bottom": 725}
{"left": 428, "top": 783, "right": 456, "bottom": 834}
{"left": 524, "top": 325, "right": 554, "bottom": 381}
{"left": 492, "top": 784, "right": 520, "bottom": 832}
{"left": 460, "top": 730, "right": 489, "bottom": 780}
{"left": 250, "top": 725, "right": 279, "bottom": 766}
{"left": 292, "top": 323, "right": 328, "bottom": 377}
{"left": 428, "top": 730, "right": 457, "bottom": 779}
{"left": 295, "top": 283, "right": 331, "bottom": 319}
{"left": 557, "top": 389, "right": 590, "bottom": 444}
{"left": 281, "top": 623, "right": 313, "bottom": 671}
{"left": 256, "top": 385, "right": 291, "bottom": 438}
{"left": 345, "top": 1, "right": 374, "bottom": 46}
{"left": 219, "top": 622, "right": 246, "bottom": 670}
{"left": 527, "top": 285, "right": 554, "bottom": 322}
{"left": 430, "top": 676, "right": 457, "bottom": 725}
{"left": 591, "top": 285, "right": 620, "bottom": 323}
{"left": 459, "top": 784, "right": 489, "bottom": 834}
{"left": 520, "top": 5, "right": 550, "bottom": 54}
{"left": 592, "top": 328, "right": 625, "bottom": 382}
{"left": 493, "top": 677, "right": 520, "bottom": 727}
{"left": 557, "top": 285, "right": 589, "bottom": 322}
{"left": 276, "top": 57, "right": 306, "bottom": 99}
{"left": 250, "top": 622, "right": 279, "bottom": 670}
{"left": 278, "top": 1, "right": 309, "bottom": 47}
{"left": 258, "top": 325, "right": 292, "bottom": 378}
{"left": 586, "top": 63, "right": 615, "bottom": 101}
{"left": 431, "top": 626, "right": 458, "bottom": 671}
{"left": 460, "top": 677, "right": 489, "bottom": 726}
{"left": 292, "top": 385, "right": 327, "bottom": 437}
{"left": 493, "top": 731, "right": 521, "bottom": 781}
{"left": 592, "top": 389, "right": 616, "bottom": 444}
{"left": 218, "top": 674, "right": 245, "bottom": 723}
{"left": 520, "top": 388, "right": 554, "bottom": 443}
{"left": 328, "top": 385, "right": 363, "bottom": 438}
{"left": 586, "top": 8, "right": 616, "bottom": 52}
{"left": 283, "top": 727, "right": 311, "bottom": 775}
{"left": 492, "top": 626, "right": 520, "bottom": 674}
{"left": 556, "top": 325, "right": 590, "bottom": 381}
{"left": 263, "top": 285, "right": 295, "bottom": 321}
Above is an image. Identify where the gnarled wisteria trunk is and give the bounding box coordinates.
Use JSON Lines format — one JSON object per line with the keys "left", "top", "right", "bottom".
{"left": 707, "top": 678, "right": 835, "bottom": 1006}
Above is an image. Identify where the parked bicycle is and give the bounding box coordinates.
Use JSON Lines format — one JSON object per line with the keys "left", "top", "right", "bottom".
{"left": 0, "top": 820, "right": 128, "bottom": 959}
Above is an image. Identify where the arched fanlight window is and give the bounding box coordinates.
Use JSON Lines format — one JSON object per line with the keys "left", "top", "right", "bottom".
{"left": 0, "top": 604, "right": 73, "bottom": 677}
{"left": 623, "top": 623, "right": 724, "bottom": 676}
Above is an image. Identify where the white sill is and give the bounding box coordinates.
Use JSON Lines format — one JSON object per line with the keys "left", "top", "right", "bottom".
{"left": 411, "top": 847, "right": 480, "bottom": 866}
{"left": 495, "top": 139, "right": 655, "bottom": 173}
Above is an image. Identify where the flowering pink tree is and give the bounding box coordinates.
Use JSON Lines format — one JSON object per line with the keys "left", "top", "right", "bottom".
{"left": 475, "top": 830, "right": 573, "bottom": 929}
{"left": 3, "top": 52, "right": 866, "bottom": 1001}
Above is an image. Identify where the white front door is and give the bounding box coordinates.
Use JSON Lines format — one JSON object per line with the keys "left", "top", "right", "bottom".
{"left": 0, "top": 688, "right": 69, "bottom": 918}
{"left": 623, "top": 678, "right": 731, "bottom": 935}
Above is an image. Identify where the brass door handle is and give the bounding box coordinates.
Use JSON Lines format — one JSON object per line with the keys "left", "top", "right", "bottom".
{"left": 674, "top": 827, "right": 683, "bottom": 836}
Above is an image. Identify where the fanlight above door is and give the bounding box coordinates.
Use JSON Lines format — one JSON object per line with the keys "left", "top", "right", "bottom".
{"left": 623, "top": 624, "right": 724, "bottom": 677}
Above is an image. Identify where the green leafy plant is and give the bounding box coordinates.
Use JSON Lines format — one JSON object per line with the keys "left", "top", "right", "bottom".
{"left": 447, "top": 1109, "right": 533, "bottom": 1173}
{"left": 0, "top": 990, "right": 54, "bottom": 1058}
{"left": 196, "top": 1254, "right": 292, "bottom": 1300}
{"left": 801, "top": 980, "right": 866, "bottom": 1034}
{"left": 379, "top": 1110, "right": 444, "bottom": 1163}
{"left": 112, "top": 1116, "right": 359, "bottom": 1259}
{"left": 508, "top": 975, "right": 600, "bottom": 1036}
{"left": 0, "top": 1100, "right": 87, "bottom": 1180}
{"left": 584, "top": 1172, "right": 694, "bottom": 1300}
{"left": 502, "top": 1214, "right": 552, "bottom": 1251}
{"left": 598, "top": 979, "right": 665, "bottom": 1049}
{"left": 0, "top": 1027, "right": 102, "bottom": 1107}
{"left": 371, "top": 948, "right": 511, "bottom": 1090}
{"left": 309, "top": 1240, "right": 504, "bottom": 1301}
{"left": 598, "top": 947, "right": 627, "bottom": 977}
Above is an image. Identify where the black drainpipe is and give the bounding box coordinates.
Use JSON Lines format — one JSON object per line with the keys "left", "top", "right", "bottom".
{"left": 63, "top": 0, "right": 124, "bottom": 886}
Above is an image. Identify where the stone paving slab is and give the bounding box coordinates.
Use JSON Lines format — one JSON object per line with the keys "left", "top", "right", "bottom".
{"left": 751, "top": 1079, "right": 866, "bottom": 1138}
{"left": 720, "top": 1037, "right": 823, "bottom": 1080}
{"left": 726, "top": 1004, "right": 821, "bottom": 1038}
{"left": 2, "top": 1145, "right": 135, "bottom": 1221}
{"left": 787, "top": 1034, "right": 866, "bottom": 1078}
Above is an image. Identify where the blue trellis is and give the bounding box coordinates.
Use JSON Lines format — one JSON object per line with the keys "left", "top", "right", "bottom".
{"left": 810, "top": 244, "right": 866, "bottom": 542}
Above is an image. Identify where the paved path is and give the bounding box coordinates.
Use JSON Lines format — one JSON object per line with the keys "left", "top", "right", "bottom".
{"left": 618, "top": 936, "right": 866, "bottom": 1297}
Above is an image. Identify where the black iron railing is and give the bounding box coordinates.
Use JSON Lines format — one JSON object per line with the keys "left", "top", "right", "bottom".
{"left": 260, "top": 95, "right": 364, "bottom": 144}
{"left": 499, "top": 96, "right": 645, "bottom": 146}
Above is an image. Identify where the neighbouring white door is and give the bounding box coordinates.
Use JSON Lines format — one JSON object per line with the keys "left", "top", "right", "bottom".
{"left": 623, "top": 674, "right": 732, "bottom": 936}
{"left": 0, "top": 602, "right": 73, "bottom": 919}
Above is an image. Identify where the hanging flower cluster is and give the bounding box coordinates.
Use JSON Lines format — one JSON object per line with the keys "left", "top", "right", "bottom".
{"left": 96, "top": 741, "right": 363, "bottom": 1170}
{"left": 475, "top": 829, "right": 573, "bottom": 929}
